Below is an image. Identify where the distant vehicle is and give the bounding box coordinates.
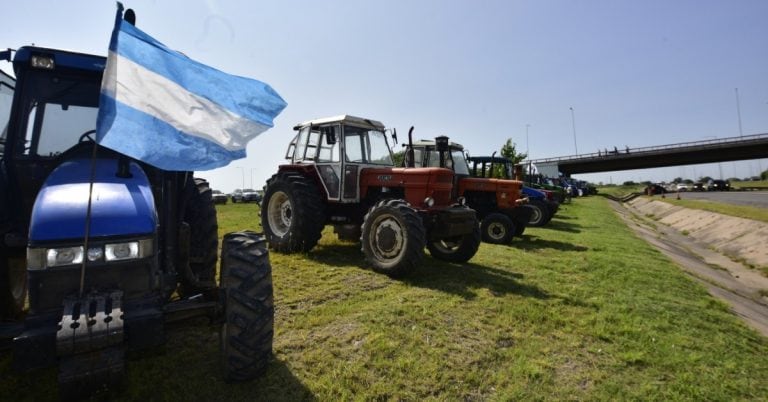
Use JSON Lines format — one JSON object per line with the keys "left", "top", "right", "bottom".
{"left": 645, "top": 183, "right": 667, "bottom": 195}
{"left": 212, "top": 190, "right": 229, "bottom": 204}
{"left": 692, "top": 182, "right": 705, "bottom": 192}
{"left": 676, "top": 183, "right": 689, "bottom": 192}
{"left": 707, "top": 179, "right": 730, "bottom": 191}
{"left": 231, "top": 188, "right": 261, "bottom": 203}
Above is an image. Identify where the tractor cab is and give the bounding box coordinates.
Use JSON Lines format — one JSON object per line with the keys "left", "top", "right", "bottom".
{"left": 286, "top": 115, "right": 392, "bottom": 203}
{"left": 406, "top": 138, "right": 471, "bottom": 178}
{"left": 1, "top": 47, "right": 106, "bottom": 239}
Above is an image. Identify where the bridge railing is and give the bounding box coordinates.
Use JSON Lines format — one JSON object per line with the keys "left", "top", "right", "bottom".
{"left": 529, "top": 132, "right": 768, "bottom": 164}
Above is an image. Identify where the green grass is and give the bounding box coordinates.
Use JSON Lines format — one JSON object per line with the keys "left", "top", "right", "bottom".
{"left": 2, "top": 198, "right": 767, "bottom": 400}
{"left": 731, "top": 179, "right": 768, "bottom": 190}
{"left": 596, "top": 184, "right": 645, "bottom": 197}
{"left": 656, "top": 197, "right": 768, "bottom": 224}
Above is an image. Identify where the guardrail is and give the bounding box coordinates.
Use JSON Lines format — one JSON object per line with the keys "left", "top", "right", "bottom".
{"left": 529, "top": 132, "right": 768, "bottom": 164}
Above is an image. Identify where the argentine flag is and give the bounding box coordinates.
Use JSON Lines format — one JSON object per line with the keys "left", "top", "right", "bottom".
{"left": 97, "top": 3, "right": 287, "bottom": 171}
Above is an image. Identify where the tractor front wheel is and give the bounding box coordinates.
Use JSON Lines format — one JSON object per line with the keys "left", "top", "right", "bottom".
{"left": 361, "top": 199, "right": 425, "bottom": 278}
{"left": 480, "top": 213, "right": 514, "bottom": 244}
{"left": 427, "top": 215, "right": 481, "bottom": 263}
{"left": 220, "top": 231, "right": 274, "bottom": 382}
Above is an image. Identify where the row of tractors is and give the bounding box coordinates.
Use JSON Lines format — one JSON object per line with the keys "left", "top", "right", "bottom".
{"left": 1, "top": 20, "right": 560, "bottom": 400}
{"left": 258, "top": 116, "right": 565, "bottom": 278}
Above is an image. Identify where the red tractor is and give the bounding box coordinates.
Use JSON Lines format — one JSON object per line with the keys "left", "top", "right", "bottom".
{"left": 260, "top": 115, "right": 480, "bottom": 277}
{"left": 404, "top": 139, "right": 532, "bottom": 244}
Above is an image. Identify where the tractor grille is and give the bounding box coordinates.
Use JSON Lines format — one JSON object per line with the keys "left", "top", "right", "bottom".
{"left": 432, "top": 190, "right": 451, "bottom": 206}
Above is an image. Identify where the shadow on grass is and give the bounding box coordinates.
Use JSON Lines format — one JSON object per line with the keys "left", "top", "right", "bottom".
{"left": 537, "top": 219, "right": 582, "bottom": 233}
{"left": 513, "top": 235, "right": 588, "bottom": 252}
{"left": 229, "top": 358, "right": 316, "bottom": 401}
{"left": 403, "top": 259, "right": 551, "bottom": 300}
{"left": 304, "top": 243, "right": 551, "bottom": 301}
{"left": 305, "top": 242, "right": 365, "bottom": 266}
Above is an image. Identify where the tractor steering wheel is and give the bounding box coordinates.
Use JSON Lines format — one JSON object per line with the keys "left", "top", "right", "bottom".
{"left": 78, "top": 129, "right": 97, "bottom": 143}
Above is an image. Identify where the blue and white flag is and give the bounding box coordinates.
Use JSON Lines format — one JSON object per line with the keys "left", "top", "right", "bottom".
{"left": 97, "top": 3, "right": 287, "bottom": 171}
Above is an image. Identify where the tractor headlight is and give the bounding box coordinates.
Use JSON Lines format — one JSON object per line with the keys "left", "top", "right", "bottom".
{"left": 105, "top": 239, "right": 153, "bottom": 262}
{"left": 423, "top": 197, "right": 435, "bottom": 207}
{"left": 31, "top": 55, "right": 55, "bottom": 70}
{"left": 26, "top": 239, "right": 153, "bottom": 270}
{"left": 47, "top": 246, "right": 84, "bottom": 268}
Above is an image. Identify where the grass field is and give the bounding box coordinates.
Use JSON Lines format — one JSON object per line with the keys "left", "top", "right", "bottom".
{"left": 2, "top": 198, "right": 767, "bottom": 400}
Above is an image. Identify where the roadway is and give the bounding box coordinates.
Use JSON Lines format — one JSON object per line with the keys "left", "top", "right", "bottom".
{"left": 676, "top": 191, "right": 768, "bottom": 209}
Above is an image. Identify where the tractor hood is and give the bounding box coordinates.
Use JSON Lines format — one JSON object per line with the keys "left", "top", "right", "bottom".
{"left": 29, "top": 158, "right": 157, "bottom": 242}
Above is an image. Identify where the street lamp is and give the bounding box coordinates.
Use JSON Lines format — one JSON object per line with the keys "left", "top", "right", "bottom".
{"left": 735, "top": 88, "right": 743, "bottom": 138}
{"left": 235, "top": 166, "right": 245, "bottom": 189}
{"left": 569, "top": 107, "right": 578, "bottom": 155}
{"left": 525, "top": 124, "right": 530, "bottom": 157}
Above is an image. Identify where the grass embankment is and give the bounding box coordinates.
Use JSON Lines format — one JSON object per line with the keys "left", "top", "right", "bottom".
{"left": 654, "top": 197, "right": 768, "bottom": 224}
{"left": 731, "top": 180, "right": 768, "bottom": 190}
{"left": 596, "top": 185, "right": 645, "bottom": 198}
{"left": 2, "top": 199, "right": 767, "bottom": 400}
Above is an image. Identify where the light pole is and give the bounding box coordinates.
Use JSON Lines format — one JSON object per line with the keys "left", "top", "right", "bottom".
{"left": 735, "top": 88, "right": 743, "bottom": 138}
{"left": 569, "top": 107, "right": 578, "bottom": 155}
{"left": 251, "top": 168, "right": 258, "bottom": 189}
{"left": 525, "top": 124, "right": 530, "bottom": 157}
{"left": 235, "top": 166, "right": 245, "bottom": 189}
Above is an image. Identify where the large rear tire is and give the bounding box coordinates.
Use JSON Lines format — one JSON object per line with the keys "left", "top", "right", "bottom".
{"left": 427, "top": 214, "right": 481, "bottom": 263}
{"left": 361, "top": 199, "right": 425, "bottom": 278}
{"left": 220, "top": 231, "right": 274, "bottom": 382}
{"left": 480, "top": 213, "right": 514, "bottom": 244}
{"left": 179, "top": 177, "right": 219, "bottom": 297}
{"left": 0, "top": 252, "right": 26, "bottom": 320}
{"left": 261, "top": 173, "right": 325, "bottom": 253}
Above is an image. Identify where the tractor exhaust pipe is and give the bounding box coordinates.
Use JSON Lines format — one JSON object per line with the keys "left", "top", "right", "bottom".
{"left": 406, "top": 126, "right": 415, "bottom": 168}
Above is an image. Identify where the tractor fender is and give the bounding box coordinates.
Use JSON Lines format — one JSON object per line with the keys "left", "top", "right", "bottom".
{"left": 28, "top": 158, "right": 157, "bottom": 242}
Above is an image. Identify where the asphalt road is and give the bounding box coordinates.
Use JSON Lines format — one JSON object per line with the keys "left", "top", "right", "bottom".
{"left": 676, "top": 190, "right": 768, "bottom": 208}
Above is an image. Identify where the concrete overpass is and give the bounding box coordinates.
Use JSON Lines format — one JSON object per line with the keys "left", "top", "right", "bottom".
{"left": 530, "top": 133, "right": 768, "bottom": 177}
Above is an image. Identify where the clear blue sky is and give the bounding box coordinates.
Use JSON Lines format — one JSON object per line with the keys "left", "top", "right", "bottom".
{"left": 3, "top": 0, "right": 767, "bottom": 189}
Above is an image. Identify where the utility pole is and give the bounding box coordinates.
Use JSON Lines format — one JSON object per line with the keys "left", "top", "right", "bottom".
{"left": 735, "top": 88, "right": 743, "bottom": 138}
{"left": 525, "top": 124, "right": 530, "bottom": 157}
{"left": 236, "top": 166, "right": 245, "bottom": 189}
{"left": 569, "top": 107, "right": 578, "bottom": 155}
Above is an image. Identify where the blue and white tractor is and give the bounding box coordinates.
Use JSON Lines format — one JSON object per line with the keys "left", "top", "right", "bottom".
{"left": 0, "top": 20, "right": 273, "bottom": 397}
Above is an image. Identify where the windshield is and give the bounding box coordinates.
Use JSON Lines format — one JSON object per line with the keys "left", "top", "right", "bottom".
{"left": 19, "top": 70, "right": 100, "bottom": 158}
{"left": 343, "top": 126, "right": 392, "bottom": 165}
{"left": 451, "top": 149, "right": 469, "bottom": 175}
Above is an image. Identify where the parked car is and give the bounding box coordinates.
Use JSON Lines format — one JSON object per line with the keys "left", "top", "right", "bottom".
{"left": 692, "top": 182, "right": 705, "bottom": 191}
{"left": 675, "top": 183, "right": 689, "bottom": 192}
{"left": 707, "top": 179, "right": 730, "bottom": 191}
{"left": 645, "top": 183, "right": 667, "bottom": 195}
{"left": 212, "top": 190, "right": 229, "bottom": 204}
{"left": 231, "top": 188, "right": 262, "bottom": 203}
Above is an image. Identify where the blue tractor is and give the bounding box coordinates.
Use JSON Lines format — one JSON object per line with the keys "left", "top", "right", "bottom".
{"left": 0, "top": 18, "right": 274, "bottom": 396}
